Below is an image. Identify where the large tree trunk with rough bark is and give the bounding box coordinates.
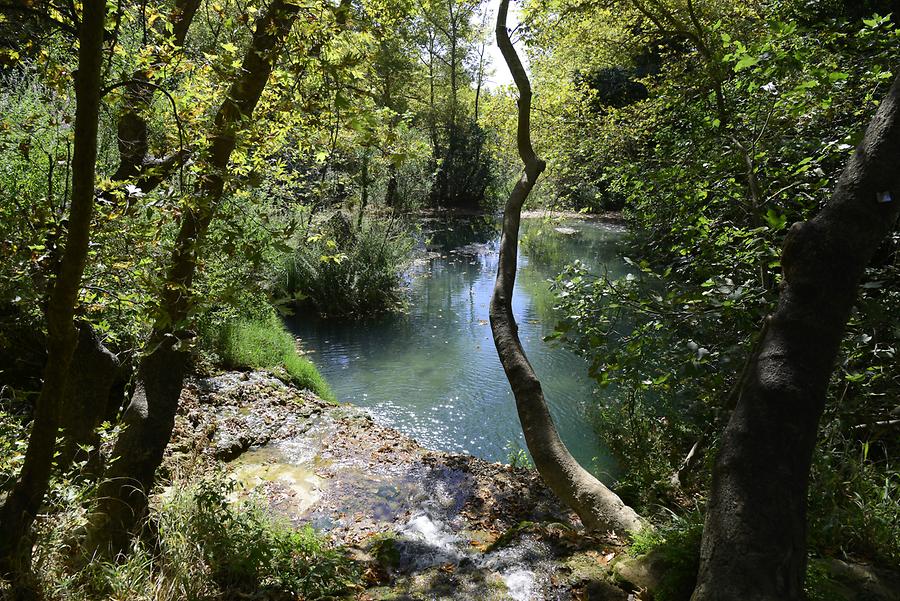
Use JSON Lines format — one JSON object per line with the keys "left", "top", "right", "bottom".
{"left": 489, "top": 0, "right": 641, "bottom": 536}
{"left": 83, "top": 337, "right": 189, "bottom": 557}
{"left": 0, "top": 0, "right": 106, "bottom": 579}
{"left": 83, "top": 0, "right": 300, "bottom": 559}
{"left": 692, "top": 75, "right": 900, "bottom": 601}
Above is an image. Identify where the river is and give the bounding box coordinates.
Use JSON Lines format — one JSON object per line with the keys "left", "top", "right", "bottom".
{"left": 286, "top": 216, "right": 630, "bottom": 479}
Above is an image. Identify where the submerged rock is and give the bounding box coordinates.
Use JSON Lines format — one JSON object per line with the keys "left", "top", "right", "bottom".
{"left": 553, "top": 226, "right": 580, "bottom": 236}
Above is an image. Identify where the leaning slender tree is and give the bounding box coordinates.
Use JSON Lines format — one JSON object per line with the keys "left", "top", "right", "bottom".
{"left": 489, "top": 0, "right": 641, "bottom": 535}
{"left": 0, "top": 0, "right": 107, "bottom": 577}
{"left": 692, "top": 75, "right": 900, "bottom": 600}
{"left": 84, "top": 0, "right": 302, "bottom": 558}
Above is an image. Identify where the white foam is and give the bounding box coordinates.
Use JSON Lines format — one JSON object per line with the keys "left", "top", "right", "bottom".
{"left": 502, "top": 568, "right": 536, "bottom": 601}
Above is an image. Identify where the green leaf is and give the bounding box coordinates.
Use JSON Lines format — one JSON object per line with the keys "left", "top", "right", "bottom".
{"left": 764, "top": 209, "right": 787, "bottom": 230}
{"left": 734, "top": 55, "right": 760, "bottom": 71}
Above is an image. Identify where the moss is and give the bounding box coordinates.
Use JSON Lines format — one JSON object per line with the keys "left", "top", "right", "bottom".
{"left": 484, "top": 521, "right": 534, "bottom": 553}
{"left": 368, "top": 533, "right": 401, "bottom": 570}
{"left": 563, "top": 551, "right": 613, "bottom": 584}
{"left": 623, "top": 515, "right": 703, "bottom": 601}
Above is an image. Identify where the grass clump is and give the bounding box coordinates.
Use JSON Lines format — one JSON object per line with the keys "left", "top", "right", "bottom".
{"left": 277, "top": 213, "right": 414, "bottom": 318}
{"left": 807, "top": 436, "right": 900, "bottom": 566}
{"left": 205, "top": 315, "right": 335, "bottom": 403}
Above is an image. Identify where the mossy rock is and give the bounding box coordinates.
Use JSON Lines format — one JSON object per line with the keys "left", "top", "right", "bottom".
{"left": 563, "top": 551, "right": 614, "bottom": 583}
{"left": 370, "top": 566, "right": 509, "bottom": 601}
{"left": 612, "top": 548, "right": 696, "bottom": 600}
{"left": 807, "top": 558, "right": 900, "bottom": 601}
{"left": 368, "top": 534, "right": 402, "bottom": 570}
{"left": 484, "top": 521, "right": 535, "bottom": 553}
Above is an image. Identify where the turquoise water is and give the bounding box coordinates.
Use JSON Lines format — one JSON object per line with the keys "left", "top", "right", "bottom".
{"left": 286, "top": 217, "right": 630, "bottom": 478}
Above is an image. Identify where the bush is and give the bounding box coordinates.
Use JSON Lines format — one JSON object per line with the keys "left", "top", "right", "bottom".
{"left": 808, "top": 435, "right": 900, "bottom": 566}
{"left": 277, "top": 213, "right": 414, "bottom": 318}
{"left": 429, "top": 118, "right": 494, "bottom": 210}
{"left": 204, "top": 315, "right": 335, "bottom": 403}
{"left": 180, "top": 478, "right": 356, "bottom": 597}
{"left": 0, "top": 400, "right": 28, "bottom": 496}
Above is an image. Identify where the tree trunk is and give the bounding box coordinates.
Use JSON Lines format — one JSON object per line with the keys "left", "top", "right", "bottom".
{"left": 384, "top": 164, "right": 399, "bottom": 207}
{"left": 692, "top": 75, "right": 900, "bottom": 601}
{"left": 108, "top": 0, "right": 199, "bottom": 200}
{"left": 489, "top": 0, "right": 641, "bottom": 536}
{"left": 0, "top": 0, "right": 106, "bottom": 578}
{"left": 83, "top": 336, "right": 189, "bottom": 557}
{"left": 84, "top": 0, "right": 300, "bottom": 559}
{"left": 57, "top": 322, "right": 120, "bottom": 476}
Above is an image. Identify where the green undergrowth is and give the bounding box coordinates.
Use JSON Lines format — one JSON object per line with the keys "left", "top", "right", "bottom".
{"left": 16, "top": 475, "right": 357, "bottom": 600}
{"left": 275, "top": 214, "right": 414, "bottom": 318}
{"left": 484, "top": 521, "right": 536, "bottom": 554}
{"left": 626, "top": 512, "right": 703, "bottom": 601}
{"left": 807, "top": 436, "right": 900, "bottom": 566}
{"left": 202, "top": 315, "right": 335, "bottom": 403}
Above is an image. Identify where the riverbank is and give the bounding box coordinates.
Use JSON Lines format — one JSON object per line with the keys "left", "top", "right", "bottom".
{"left": 408, "top": 206, "right": 627, "bottom": 225}
{"left": 520, "top": 209, "right": 626, "bottom": 224}
{"left": 165, "top": 369, "right": 647, "bottom": 601}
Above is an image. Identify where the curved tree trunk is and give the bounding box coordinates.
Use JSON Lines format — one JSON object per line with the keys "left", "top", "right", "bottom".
{"left": 83, "top": 0, "right": 301, "bottom": 559}
{"left": 692, "top": 75, "right": 900, "bottom": 601}
{"left": 0, "top": 0, "right": 106, "bottom": 578}
{"left": 489, "top": 0, "right": 641, "bottom": 536}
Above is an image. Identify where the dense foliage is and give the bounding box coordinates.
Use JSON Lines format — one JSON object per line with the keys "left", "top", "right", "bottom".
{"left": 21, "top": 474, "right": 355, "bottom": 600}
{"left": 276, "top": 213, "right": 415, "bottom": 317}
{"left": 1, "top": 0, "right": 898, "bottom": 597}
{"left": 534, "top": 0, "right": 900, "bottom": 569}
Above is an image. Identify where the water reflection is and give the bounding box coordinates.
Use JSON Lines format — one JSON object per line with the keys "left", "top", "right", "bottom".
{"left": 285, "top": 217, "right": 629, "bottom": 478}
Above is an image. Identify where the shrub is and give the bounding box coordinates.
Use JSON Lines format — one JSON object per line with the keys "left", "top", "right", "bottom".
{"left": 180, "top": 478, "right": 356, "bottom": 597}
{"left": 277, "top": 213, "right": 414, "bottom": 318}
{"left": 16, "top": 474, "right": 357, "bottom": 600}
{"left": 0, "top": 401, "right": 28, "bottom": 496}
{"left": 808, "top": 435, "right": 900, "bottom": 566}
{"left": 203, "top": 315, "right": 335, "bottom": 403}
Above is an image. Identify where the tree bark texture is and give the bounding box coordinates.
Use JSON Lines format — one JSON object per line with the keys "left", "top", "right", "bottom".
{"left": 0, "top": 0, "right": 106, "bottom": 578}
{"left": 84, "top": 0, "right": 300, "bottom": 559}
{"left": 489, "top": 0, "right": 642, "bottom": 536}
{"left": 56, "top": 322, "right": 120, "bottom": 476}
{"left": 692, "top": 75, "right": 900, "bottom": 601}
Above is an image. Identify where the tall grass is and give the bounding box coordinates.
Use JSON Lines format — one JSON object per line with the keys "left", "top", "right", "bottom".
{"left": 204, "top": 316, "right": 335, "bottom": 403}
{"left": 808, "top": 434, "right": 900, "bottom": 566}
{"left": 277, "top": 215, "right": 414, "bottom": 318}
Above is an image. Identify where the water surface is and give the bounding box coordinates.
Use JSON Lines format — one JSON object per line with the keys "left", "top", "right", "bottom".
{"left": 286, "top": 217, "right": 630, "bottom": 477}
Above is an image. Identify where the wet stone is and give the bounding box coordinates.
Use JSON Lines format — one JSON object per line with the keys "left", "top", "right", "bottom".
{"left": 167, "top": 369, "right": 634, "bottom": 601}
